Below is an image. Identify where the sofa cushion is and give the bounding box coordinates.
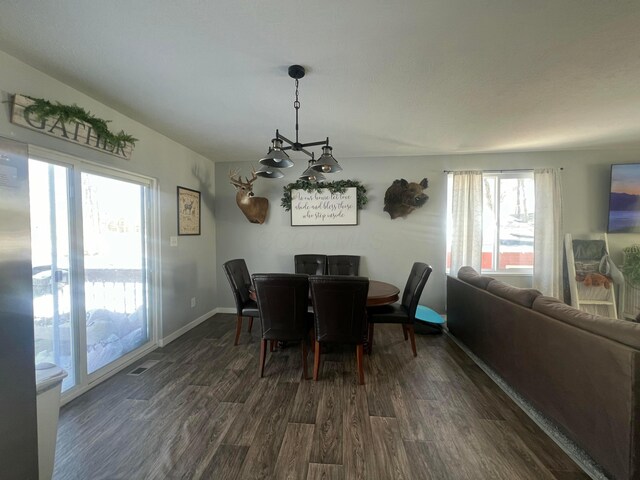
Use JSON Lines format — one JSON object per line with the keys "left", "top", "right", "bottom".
{"left": 486, "top": 280, "right": 542, "bottom": 308}
{"left": 533, "top": 296, "right": 640, "bottom": 349}
{"left": 457, "top": 266, "right": 495, "bottom": 289}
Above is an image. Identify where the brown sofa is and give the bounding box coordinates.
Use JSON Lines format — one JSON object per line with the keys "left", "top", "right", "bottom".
{"left": 447, "top": 267, "right": 640, "bottom": 480}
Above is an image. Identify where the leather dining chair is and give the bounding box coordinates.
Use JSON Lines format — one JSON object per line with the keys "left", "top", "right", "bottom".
{"left": 309, "top": 275, "right": 369, "bottom": 384}
{"left": 327, "top": 255, "right": 360, "bottom": 276}
{"left": 223, "top": 259, "right": 259, "bottom": 346}
{"left": 252, "top": 273, "right": 312, "bottom": 379}
{"left": 368, "top": 262, "right": 432, "bottom": 356}
{"left": 294, "top": 254, "right": 327, "bottom": 275}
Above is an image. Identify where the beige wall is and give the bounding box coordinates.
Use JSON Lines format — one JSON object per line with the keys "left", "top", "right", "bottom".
{"left": 216, "top": 150, "right": 640, "bottom": 312}
{"left": 0, "top": 50, "right": 217, "bottom": 340}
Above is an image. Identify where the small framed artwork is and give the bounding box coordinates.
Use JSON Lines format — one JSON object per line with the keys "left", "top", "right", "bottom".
{"left": 177, "top": 186, "right": 201, "bottom": 235}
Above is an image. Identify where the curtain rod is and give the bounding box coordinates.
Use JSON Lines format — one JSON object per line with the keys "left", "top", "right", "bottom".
{"left": 443, "top": 168, "right": 563, "bottom": 173}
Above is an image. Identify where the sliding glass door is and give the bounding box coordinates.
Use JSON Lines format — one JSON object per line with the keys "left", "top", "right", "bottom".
{"left": 28, "top": 150, "right": 156, "bottom": 397}
{"left": 81, "top": 171, "right": 150, "bottom": 374}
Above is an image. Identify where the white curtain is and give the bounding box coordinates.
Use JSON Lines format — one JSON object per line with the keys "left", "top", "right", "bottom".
{"left": 533, "top": 168, "right": 563, "bottom": 298}
{"left": 450, "top": 171, "right": 483, "bottom": 274}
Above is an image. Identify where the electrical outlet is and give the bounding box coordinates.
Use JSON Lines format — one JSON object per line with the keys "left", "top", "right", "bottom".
{"left": 170, "top": 236, "right": 178, "bottom": 247}
{"left": 191, "top": 297, "right": 196, "bottom": 308}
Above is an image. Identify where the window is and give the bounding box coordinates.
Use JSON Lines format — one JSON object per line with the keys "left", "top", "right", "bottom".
{"left": 446, "top": 171, "right": 535, "bottom": 274}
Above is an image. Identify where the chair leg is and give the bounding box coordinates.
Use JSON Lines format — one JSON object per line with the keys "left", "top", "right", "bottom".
{"left": 356, "top": 344, "right": 365, "bottom": 385}
{"left": 234, "top": 315, "right": 243, "bottom": 346}
{"left": 402, "top": 324, "right": 408, "bottom": 341}
{"left": 248, "top": 317, "right": 253, "bottom": 333}
{"left": 259, "top": 339, "right": 267, "bottom": 377}
{"left": 407, "top": 324, "right": 417, "bottom": 357}
{"left": 301, "top": 340, "right": 308, "bottom": 380}
{"left": 270, "top": 340, "right": 275, "bottom": 352}
{"left": 313, "top": 341, "right": 321, "bottom": 381}
{"left": 367, "top": 323, "right": 374, "bottom": 354}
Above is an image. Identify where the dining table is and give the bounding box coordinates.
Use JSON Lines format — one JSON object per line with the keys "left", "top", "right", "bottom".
{"left": 366, "top": 280, "right": 400, "bottom": 307}
{"left": 249, "top": 278, "right": 399, "bottom": 353}
{"left": 249, "top": 279, "right": 400, "bottom": 307}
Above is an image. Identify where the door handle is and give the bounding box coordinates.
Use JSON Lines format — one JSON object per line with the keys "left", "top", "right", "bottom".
{"left": 53, "top": 269, "right": 68, "bottom": 284}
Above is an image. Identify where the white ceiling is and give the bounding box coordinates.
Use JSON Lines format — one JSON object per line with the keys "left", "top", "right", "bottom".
{"left": 1, "top": 1, "right": 640, "bottom": 162}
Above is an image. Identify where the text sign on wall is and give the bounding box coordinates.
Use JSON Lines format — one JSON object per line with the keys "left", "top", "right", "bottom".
{"left": 10, "top": 94, "right": 133, "bottom": 160}
{"left": 291, "top": 187, "right": 358, "bottom": 226}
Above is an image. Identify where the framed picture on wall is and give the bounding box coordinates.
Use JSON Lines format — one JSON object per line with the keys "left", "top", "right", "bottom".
{"left": 177, "top": 186, "right": 201, "bottom": 235}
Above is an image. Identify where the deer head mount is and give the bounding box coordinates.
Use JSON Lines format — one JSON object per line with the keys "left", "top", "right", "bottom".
{"left": 229, "top": 168, "right": 269, "bottom": 224}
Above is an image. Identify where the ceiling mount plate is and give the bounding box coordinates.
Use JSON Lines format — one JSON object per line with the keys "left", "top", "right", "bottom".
{"left": 288, "top": 65, "right": 305, "bottom": 79}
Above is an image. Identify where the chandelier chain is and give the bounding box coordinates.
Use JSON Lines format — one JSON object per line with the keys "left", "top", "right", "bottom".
{"left": 294, "top": 78, "right": 300, "bottom": 143}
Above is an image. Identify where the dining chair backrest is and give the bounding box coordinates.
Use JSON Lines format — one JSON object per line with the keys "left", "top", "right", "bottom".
{"left": 252, "top": 273, "right": 310, "bottom": 341}
{"left": 327, "top": 255, "right": 360, "bottom": 276}
{"left": 310, "top": 275, "right": 369, "bottom": 344}
{"left": 401, "top": 262, "right": 433, "bottom": 319}
{"left": 223, "top": 259, "right": 253, "bottom": 313}
{"left": 294, "top": 254, "right": 327, "bottom": 275}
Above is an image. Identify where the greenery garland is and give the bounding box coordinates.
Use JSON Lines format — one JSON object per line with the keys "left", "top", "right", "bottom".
{"left": 21, "top": 95, "right": 138, "bottom": 149}
{"left": 281, "top": 179, "right": 368, "bottom": 211}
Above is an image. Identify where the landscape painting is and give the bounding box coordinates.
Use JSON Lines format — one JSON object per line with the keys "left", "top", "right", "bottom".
{"left": 608, "top": 163, "right": 640, "bottom": 233}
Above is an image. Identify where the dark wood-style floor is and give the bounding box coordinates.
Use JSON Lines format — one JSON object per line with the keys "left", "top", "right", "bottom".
{"left": 53, "top": 313, "right": 589, "bottom": 480}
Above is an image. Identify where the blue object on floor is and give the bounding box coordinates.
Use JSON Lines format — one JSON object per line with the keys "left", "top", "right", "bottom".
{"left": 415, "top": 305, "right": 445, "bottom": 325}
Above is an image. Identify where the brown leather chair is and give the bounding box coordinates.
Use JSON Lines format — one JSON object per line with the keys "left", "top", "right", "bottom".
{"left": 294, "top": 254, "right": 327, "bottom": 275}
{"left": 252, "top": 273, "right": 312, "bottom": 379}
{"left": 309, "top": 275, "right": 369, "bottom": 384}
{"left": 327, "top": 255, "right": 360, "bottom": 276}
{"left": 368, "top": 262, "right": 432, "bottom": 356}
{"left": 223, "top": 259, "right": 259, "bottom": 346}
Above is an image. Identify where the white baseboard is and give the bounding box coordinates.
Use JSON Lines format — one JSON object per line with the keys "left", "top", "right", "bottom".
{"left": 158, "top": 308, "right": 219, "bottom": 347}
{"left": 216, "top": 307, "right": 236, "bottom": 314}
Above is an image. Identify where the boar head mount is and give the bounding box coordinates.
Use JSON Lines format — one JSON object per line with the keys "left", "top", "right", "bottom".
{"left": 383, "top": 178, "right": 429, "bottom": 219}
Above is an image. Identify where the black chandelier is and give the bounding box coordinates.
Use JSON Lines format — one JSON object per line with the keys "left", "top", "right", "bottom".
{"left": 256, "top": 65, "right": 342, "bottom": 181}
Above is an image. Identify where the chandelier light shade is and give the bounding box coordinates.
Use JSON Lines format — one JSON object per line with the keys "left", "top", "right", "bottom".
{"left": 255, "top": 163, "right": 285, "bottom": 179}
{"left": 299, "top": 159, "right": 326, "bottom": 182}
{"left": 258, "top": 65, "right": 340, "bottom": 179}
{"left": 259, "top": 138, "right": 293, "bottom": 168}
{"left": 312, "top": 145, "right": 342, "bottom": 174}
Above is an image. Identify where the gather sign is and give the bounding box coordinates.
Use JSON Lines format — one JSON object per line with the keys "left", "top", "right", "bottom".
{"left": 10, "top": 94, "right": 133, "bottom": 160}
{"left": 291, "top": 187, "right": 358, "bottom": 226}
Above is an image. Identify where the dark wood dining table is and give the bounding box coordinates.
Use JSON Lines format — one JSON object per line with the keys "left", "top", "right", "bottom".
{"left": 249, "top": 279, "right": 400, "bottom": 307}
{"left": 366, "top": 280, "right": 400, "bottom": 307}
{"left": 250, "top": 279, "right": 399, "bottom": 353}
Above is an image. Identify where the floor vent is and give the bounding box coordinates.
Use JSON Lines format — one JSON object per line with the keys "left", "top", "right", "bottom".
{"left": 127, "top": 360, "right": 160, "bottom": 376}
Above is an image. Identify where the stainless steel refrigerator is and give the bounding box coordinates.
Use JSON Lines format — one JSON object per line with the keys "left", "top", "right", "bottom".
{"left": 0, "top": 136, "right": 39, "bottom": 478}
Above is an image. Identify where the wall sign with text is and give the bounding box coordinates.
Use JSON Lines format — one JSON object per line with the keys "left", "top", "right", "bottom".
{"left": 10, "top": 94, "right": 134, "bottom": 160}
{"left": 291, "top": 187, "right": 358, "bottom": 226}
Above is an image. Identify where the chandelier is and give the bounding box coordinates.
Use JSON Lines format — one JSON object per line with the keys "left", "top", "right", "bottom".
{"left": 256, "top": 65, "right": 342, "bottom": 181}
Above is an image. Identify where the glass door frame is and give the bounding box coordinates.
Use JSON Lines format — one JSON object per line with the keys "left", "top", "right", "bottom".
{"left": 29, "top": 146, "right": 161, "bottom": 405}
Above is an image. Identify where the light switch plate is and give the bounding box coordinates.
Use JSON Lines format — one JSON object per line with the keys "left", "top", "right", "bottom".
{"left": 170, "top": 236, "right": 178, "bottom": 247}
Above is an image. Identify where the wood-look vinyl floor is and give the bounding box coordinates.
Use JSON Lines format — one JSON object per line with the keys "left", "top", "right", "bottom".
{"left": 53, "top": 313, "right": 589, "bottom": 480}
